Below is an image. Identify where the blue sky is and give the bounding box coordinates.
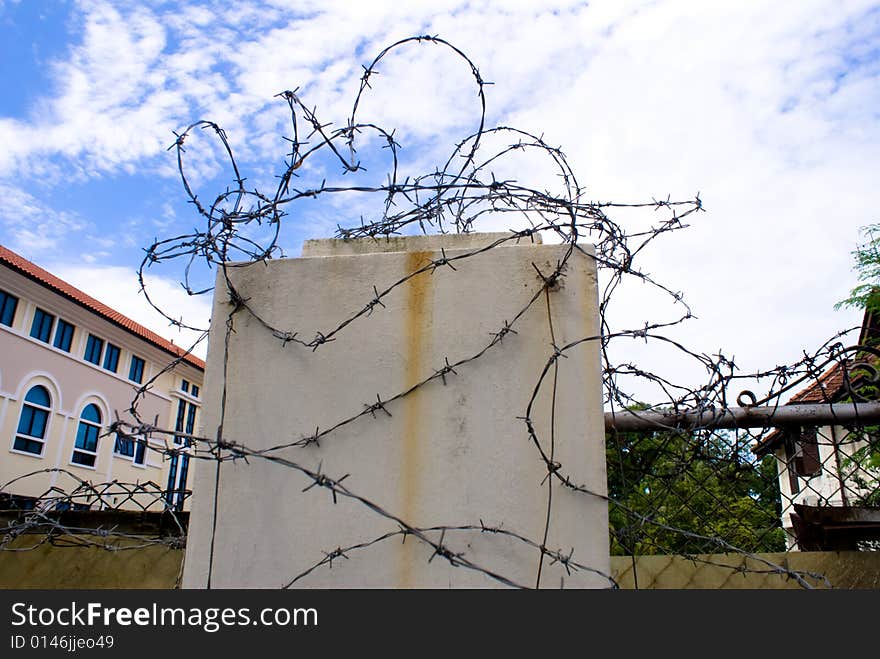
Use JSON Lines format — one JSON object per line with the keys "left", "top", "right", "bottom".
{"left": 1, "top": 0, "right": 878, "bottom": 401}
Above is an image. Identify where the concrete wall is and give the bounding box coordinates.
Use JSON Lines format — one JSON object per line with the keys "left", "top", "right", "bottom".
{"left": 4, "top": 543, "right": 878, "bottom": 589}
{"left": 0, "top": 537, "right": 184, "bottom": 589}
{"left": 183, "top": 233, "right": 609, "bottom": 588}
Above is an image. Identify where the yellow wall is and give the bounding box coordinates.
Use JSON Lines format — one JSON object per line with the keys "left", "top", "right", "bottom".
{"left": 0, "top": 536, "right": 184, "bottom": 589}
{"left": 2, "top": 541, "right": 878, "bottom": 589}
{"left": 611, "top": 551, "right": 880, "bottom": 589}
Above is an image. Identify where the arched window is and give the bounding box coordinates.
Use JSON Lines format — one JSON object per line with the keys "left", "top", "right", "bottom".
{"left": 13, "top": 385, "right": 51, "bottom": 455}
{"left": 71, "top": 404, "right": 102, "bottom": 467}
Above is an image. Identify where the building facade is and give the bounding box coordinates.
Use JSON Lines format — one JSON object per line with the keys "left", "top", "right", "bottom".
{"left": 753, "top": 309, "right": 880, "bottom": 550}
{"left": 0, "top": 245, "right": 204, "bottom": 512}
{"left": 753, "top": 373, "right": 870, "bottom": 548}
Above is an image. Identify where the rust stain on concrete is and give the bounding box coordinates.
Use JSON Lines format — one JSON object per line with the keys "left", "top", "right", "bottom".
{"left": 398, "top": 250, "right": 434, "bottom": 587}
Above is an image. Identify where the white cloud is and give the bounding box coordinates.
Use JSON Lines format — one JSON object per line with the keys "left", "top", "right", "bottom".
{"left": 1, "top": 0, "right": 877, "bottom": 403}
{"left": 471, "top": 0, "right": 879, "bottom": 396}
{"left": 0, "top": 184, "right": 90, "bottom": 257}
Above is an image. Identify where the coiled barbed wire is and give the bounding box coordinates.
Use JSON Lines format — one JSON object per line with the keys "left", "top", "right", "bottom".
{"left": 3, "top": 36, "right": 877, "bottom": 590}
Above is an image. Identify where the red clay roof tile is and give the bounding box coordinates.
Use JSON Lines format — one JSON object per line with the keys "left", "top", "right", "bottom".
{"left": 787, "top": 363, "right": 847, "bottom": 403}
{"left": 0, "top": 244, "right": 205, "bottom": 371}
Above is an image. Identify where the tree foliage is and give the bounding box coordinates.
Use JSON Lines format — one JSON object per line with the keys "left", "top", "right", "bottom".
{"left": 606, "top": 424, "right": 786, "bottom": 555}
{"left": 833, "top": 225, "right": 880, "bottom": 507}
{"left": 836, "top": 223, "right": 880, "bottom": 315}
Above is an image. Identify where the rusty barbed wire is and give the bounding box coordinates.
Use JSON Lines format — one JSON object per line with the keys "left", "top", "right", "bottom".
{"left": 3, "top": 35, "right": 878, "bottom": 589}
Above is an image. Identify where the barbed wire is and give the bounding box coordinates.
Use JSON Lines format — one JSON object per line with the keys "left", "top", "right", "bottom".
{"left": 0, "top": 469, "right": 187, "bottom": 552}
{"left": 2, "top": 35, "right": 878, "bottom": 589}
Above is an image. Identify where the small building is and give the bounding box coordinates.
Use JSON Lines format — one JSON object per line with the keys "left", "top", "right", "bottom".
{"left": 753, "top": 306, "right": 880, "bottom": 550}
{"left": 0, "top": 244, "right": 204, "bottom": 512}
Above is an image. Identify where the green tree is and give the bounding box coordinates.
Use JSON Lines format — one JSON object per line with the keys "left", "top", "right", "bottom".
{"left": 836, "top": 223, "right": 880, "bottom": 315}
{"left": 606, "top": 424, "right": 786, "bottom": 555}
{"left": 835, "top": 227, "right": 880, "bottom": 506}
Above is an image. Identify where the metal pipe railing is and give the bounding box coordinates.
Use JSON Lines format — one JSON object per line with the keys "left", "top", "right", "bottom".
{"left": 604, "top": 402, "right": 880, "bottom": 432}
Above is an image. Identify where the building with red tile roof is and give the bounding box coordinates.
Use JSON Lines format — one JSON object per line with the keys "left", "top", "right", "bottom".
{"left": 0, "top": 244, "right": 204, "bottom": 512}
{"left": 752, "top": 305, "right": 880, "bottom": 550}
{"left": 0, "top": 244, "right": 204, "bottom": 370}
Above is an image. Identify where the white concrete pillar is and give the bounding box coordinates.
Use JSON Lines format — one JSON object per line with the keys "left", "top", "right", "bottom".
{"left": 182, "top": 233, "right": 610, "bottom": 588}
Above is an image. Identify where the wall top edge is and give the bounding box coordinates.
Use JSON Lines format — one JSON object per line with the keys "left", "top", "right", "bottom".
{"left": 300, "top": 232, "right": 544, "bottom": 257}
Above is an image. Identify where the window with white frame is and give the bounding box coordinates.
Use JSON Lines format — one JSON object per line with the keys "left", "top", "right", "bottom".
{"left": 71, "top": 404, "right": 102, "bottom": 467}
{"left": 84, "top": 334, "right": 104, "bottom": 365}
{"left": 114, "top": 431, "right": 147, "bottom": 466}
{"left": 53, "top": 318, "right": 75, "bottom": 352}
{"left": 167, "top": 396, "right": 198, "bottom": 510}
{"left": 30, "top": 308, "right": 55, "bottom": 343}
{"left": 128, "top": 355, "right": 145, "bottom": 384}
{"left": 102, "top": 343, "right": 120, "bottom": 373}
{"left": 0, "top": 289, "right": 18, "bottom": 327}
{"left": 13, "top": 385, "right": 51, "bottom": 456}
